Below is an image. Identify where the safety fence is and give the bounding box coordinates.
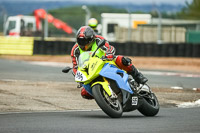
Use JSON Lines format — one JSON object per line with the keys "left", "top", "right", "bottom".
{"left": 0, "top": 37, "right": 200, "bottom": 57}
{"left": 34, "top": 40, "right": 200, "bottom": 57}
{"left": 112, "top": 42, "right": 200, "bottom": 57}
{"left": 33, "top": 40, "right": 74, "bottom": 55}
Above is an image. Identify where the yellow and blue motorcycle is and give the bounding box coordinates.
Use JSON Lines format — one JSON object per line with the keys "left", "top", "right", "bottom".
{"left": 63, "top": 40, "right": 159, "bottom": 118}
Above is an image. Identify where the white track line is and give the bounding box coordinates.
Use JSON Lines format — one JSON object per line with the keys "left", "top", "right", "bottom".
{"left": 27, "top": 61, "right": 200, "bottom": 78}
{"left": 142, "top": 71, "right": 200, "bottom": 78}
{"left": 0, "top": 109, "right": 101, "bottom": 115}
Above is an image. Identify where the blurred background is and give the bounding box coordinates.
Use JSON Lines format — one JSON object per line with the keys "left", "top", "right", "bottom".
{"left": 0, "top": 0, "right": 200, "bottom": 56}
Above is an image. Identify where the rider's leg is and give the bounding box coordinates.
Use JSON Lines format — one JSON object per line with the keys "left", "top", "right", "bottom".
{"left": 81, "top": 87, "right": 94, "bottom": 99}
{"left": 115, "top": 56, "right": 148, "bottom": 84}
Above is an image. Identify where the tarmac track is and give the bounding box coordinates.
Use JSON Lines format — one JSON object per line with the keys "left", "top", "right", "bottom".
{"left": 0, "top": 107, "right": 200, "bottom": 133}
{"left": 0, "top": 59, "right": 200, "bottom": 133}
{"left": 0, "top": 59, "right": 199, "bottom": 89}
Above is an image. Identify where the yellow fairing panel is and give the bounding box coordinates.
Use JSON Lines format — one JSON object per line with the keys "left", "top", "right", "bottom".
{"left": 91, "top": 81, "right": 112, "bottom": 96}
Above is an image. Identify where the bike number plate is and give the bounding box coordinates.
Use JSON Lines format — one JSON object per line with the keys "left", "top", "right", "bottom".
{"left": 132, "top": 96, "right": 138, "bottom": 105}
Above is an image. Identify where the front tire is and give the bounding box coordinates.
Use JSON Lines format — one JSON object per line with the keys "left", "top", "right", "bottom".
{"left": 92, "top": 84, "right": 123, "bottom": 118}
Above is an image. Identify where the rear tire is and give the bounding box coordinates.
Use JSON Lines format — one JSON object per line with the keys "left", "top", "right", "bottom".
{"left": 92, "top": 84, "right": 123, "bottom": 118}
{"left": 138, "top": 93, "right": 159, "bottom": 116}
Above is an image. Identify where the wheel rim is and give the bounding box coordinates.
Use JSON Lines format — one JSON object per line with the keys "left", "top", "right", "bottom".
{"left": 101, "top": 88, "right": 121, "bottom": 111}
{"left": 138, "top": 85, "right": 158, "bottom": 107}
{"left": 144, "top": 93, "right": 157, "bottom": 107}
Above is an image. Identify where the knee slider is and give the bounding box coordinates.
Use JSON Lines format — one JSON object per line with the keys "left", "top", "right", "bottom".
{"left": 122, "top": 57, "right": 132, "bottom": 66}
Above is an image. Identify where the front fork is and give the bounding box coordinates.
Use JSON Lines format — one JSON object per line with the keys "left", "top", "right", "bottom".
{"left": 91, "top": 77, "right": 116, "bottom": 98}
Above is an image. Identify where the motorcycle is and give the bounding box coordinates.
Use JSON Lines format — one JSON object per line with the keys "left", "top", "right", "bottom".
{"left": 62, "top": 40, "right": 159, "bottom": 118}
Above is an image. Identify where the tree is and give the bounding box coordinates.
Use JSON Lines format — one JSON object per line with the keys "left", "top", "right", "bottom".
{"left": 178, "top": 0, "right": 200, "bottom": 20}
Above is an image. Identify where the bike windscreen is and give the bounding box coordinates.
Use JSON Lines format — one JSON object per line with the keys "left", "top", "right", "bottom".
{"left": 78, "top": 51, "right": 93, "bottom": 68}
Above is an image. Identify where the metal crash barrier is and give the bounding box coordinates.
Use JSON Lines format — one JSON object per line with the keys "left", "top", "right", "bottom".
{"left": 0, "top": 37, "right": 34, "bottom": 55}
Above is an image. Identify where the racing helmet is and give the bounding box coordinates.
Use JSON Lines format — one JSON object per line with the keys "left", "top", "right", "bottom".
{"left": 76, "top": 26, "right": 95, "bottom": 51}
{"left": 88, "top": 18, "right": 98, "bottom": 30}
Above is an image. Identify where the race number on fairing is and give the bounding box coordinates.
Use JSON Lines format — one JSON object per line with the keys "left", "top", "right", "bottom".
{"left": 75, "top": 70, "right": 87, "bottom": 82}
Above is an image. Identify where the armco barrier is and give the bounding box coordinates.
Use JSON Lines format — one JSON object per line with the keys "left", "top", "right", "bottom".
{"left": 33, "top": 40, "right": 200, "bottom": 57}
{"left": 0, "top": 37, "right": 34, "bottom": 55}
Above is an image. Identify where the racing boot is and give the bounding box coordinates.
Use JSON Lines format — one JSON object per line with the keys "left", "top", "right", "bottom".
{"left": 129, "top": 65, "right": 148, "bottom": 84}
{"left": 115, "top": 56, "right": 148, "bottom": 84}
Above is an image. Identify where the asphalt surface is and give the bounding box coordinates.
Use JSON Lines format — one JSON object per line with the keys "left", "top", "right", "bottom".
{"left": 0, "top": 59, "right": 199, "bottom": 89}
{"left": 0, "top": 58, "right": 200, "bottom": 133}
{"left": 0, "top": 107, "right": 200, "bottom": 133}
{"left": 0, "top": 59, "right": 74, "bottom": 82}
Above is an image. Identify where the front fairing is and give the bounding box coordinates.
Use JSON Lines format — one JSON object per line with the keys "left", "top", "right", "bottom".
{"left": 75, "top": 51, "right": 105, "bottom": 84}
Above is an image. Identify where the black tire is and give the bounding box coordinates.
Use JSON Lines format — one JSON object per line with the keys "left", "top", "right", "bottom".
{"left": 92, "top": 84, "right": 123, "bottom": 118}
{"left": 138, "top": 93, "right": 159, "bottom": 116}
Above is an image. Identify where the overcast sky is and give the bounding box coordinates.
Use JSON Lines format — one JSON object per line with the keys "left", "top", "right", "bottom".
{"left": 0, "top": 0, "right": 193, "bottom": 5}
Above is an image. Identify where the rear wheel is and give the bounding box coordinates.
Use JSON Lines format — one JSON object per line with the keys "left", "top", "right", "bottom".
{"left": 92, "top": 84, "right": 123, "bottom": 118}
{"left": 138, "top": 92, "right": 159, "bottom": 116}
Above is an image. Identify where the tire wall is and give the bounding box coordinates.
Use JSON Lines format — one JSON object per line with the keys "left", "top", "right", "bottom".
{"left": 33, "top": 40, "right": 200, "bottom": 57}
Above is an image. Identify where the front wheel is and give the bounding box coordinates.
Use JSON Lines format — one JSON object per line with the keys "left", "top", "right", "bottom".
{"left": 92, "top": 84, "right": 123, "bottom": 118}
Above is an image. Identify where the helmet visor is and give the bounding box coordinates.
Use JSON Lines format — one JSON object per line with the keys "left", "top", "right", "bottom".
{"left": 89, "top": 25, "right": 97, "bottom": 29}
{"left": 78, "top": 38, "right": 92, "bottom": 46}
{"left": 78, "top": 38, "right": 93, "bottom": 50}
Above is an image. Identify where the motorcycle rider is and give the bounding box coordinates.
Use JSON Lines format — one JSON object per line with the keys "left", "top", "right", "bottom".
{"left": 71, "top": 26, "right": 148, "bottom": 99}
{"left": 88, "top": 18, "right": 99, "bottom": 34}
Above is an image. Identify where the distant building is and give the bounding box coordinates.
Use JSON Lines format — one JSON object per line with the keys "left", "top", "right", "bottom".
{"left": 101, "top": 13, "right": 200, "bottom": 43}
{"left": 101, "top": 13, "right": 152, "bottom": 42}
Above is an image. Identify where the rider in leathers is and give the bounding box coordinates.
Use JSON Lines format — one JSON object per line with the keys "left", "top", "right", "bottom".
{"left": 71, "top": 26, "right": 148, "bottom": 99}
{"left": 88, "top": 18, "right": 99, "bottom": 34}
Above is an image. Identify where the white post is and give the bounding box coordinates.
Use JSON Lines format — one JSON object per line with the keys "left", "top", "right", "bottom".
{"left": 126, "top": 8, "right": 132, "bottom": 42}
{"left": 3, "top": 11, "right": 7, "bottom": 36}
{"left": 155, "top": 9, "right": 162, "bottom": 44}
{"left": 0, "top": 6, "right": 7, "bottom": 36}
{"left": 44, "top": 11, "right": 48, "bottom": 38}
{"left": 82, "top": 5, "right": 91, "bottom": 26}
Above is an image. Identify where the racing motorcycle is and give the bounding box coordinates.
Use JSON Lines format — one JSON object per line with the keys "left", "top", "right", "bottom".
{"left": 62, "top": 40, "right": 159, "bottom": 118}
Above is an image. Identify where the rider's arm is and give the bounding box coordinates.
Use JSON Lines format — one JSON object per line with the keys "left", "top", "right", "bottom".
{"left": 95, "top": 35, "right": 116, "bottom": 55}
{"left": 70, "top": 43, "right": 80, "bottom": 76}
{"left": 105, "top": 44, "right": 116, "bottom": 55}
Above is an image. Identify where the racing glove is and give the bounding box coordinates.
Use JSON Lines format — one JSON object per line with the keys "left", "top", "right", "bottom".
{"left": 102, "top": 53, "right": 116, "bottom": 61}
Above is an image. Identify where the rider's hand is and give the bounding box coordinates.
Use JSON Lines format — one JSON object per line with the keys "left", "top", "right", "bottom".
{"left": 102, "top": 53, "right": 116, "bottom": 61}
